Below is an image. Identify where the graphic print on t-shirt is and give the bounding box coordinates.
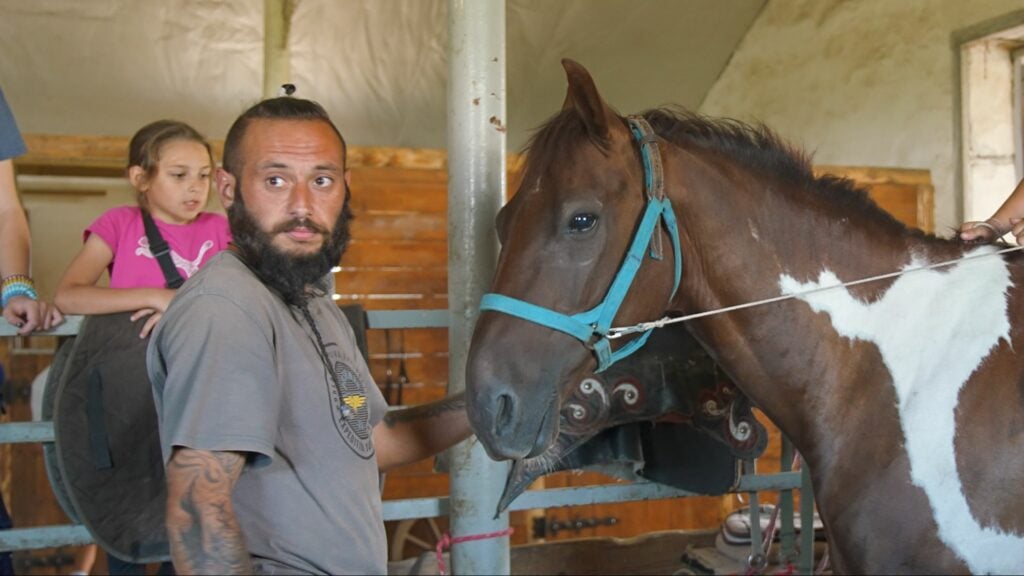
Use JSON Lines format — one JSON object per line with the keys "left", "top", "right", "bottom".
{"left": 134, "top": 236, "right": 215, "bottom": 277}
{"left": 325, "top": 358, "right": 374, "bottom": 459}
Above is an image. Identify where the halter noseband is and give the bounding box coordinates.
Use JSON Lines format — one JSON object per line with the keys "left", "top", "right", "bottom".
{"left": 479, "top": 116, "right": 682, "bottom": 372}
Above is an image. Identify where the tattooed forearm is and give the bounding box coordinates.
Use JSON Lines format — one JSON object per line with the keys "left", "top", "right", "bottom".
{"left": 383, "top": 391, "right": 466, "bottom": 427}
{"left": 165, "top": 448, "right": 252, "bottom": 575}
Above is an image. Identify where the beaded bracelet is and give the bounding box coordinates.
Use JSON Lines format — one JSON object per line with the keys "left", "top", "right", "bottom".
{"left": 973, "top": 221, "right": 1003, "bottom": 239}
{"left": 1, "top": 274, "right": 38, "bottom": 309}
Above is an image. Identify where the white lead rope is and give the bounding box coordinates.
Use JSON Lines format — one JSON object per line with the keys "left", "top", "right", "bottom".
{"left": 605, "top": 244, "right": 1024, "bottom": 339}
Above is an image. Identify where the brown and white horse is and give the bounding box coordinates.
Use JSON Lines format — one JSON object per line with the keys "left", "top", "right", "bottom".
{"left": 465, "top": 59, "right": 1024, "bottom": 574}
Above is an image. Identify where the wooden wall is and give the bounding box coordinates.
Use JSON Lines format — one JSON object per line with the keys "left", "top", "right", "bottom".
{"left": 5, "top": 135, "right": 935, "bottom": 564}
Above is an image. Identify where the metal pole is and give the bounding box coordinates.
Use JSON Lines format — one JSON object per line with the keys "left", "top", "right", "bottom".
{"left": 778, "top": 438, "right": 797, "bottom": 565}
{"left": 446, "top": 0, "right": 510, "bottom": 574}
{"left": 263, "top": 0, "right": 294, "bottom": 98}
{"left": 799, "top": 466, "right": 816, "bottom": 574}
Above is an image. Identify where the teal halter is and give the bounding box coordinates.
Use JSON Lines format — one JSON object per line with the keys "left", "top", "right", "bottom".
{"left": 479, "top": 116, "right": 682, "bottom": 372}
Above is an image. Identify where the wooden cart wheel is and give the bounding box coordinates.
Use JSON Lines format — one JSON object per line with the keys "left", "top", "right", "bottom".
{"left": 389, "top": 517, "right": 446, "bottom": 561}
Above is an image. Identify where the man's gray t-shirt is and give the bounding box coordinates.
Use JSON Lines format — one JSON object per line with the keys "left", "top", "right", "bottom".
{"left": 148, "top": 251, "right": 389, "bottom": 575}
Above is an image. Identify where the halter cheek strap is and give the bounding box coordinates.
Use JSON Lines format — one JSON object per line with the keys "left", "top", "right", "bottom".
{"left": 479, "top": 116, "right": 682, "bottom": 372}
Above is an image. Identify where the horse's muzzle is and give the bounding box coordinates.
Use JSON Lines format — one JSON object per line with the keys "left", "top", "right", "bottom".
{"left": 466, "top": 376, "right": 560, "bottom": 461}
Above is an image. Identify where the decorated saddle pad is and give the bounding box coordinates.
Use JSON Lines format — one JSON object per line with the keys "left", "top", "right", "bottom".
{"left": 497, "top": 322, "right": 768, "bottom": 513}
{"left": 51, "top": 312, "right": 168, "bottom": 563}
{"left": 41, "top": 339, "right": 80, "bottom": 526}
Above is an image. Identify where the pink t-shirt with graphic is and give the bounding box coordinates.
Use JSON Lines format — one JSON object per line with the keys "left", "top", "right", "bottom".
{"left": 86, "top": 205, "right": 232, "bottom": 289}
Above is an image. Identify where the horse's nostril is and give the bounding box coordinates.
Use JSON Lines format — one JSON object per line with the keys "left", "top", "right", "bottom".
{"left": 493, "top": 393, "right": 516, "bottom": 437}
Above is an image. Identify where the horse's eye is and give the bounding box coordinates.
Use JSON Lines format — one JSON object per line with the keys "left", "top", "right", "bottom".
{"left": 568, "top": 213, "right": 598, "bottom": 234}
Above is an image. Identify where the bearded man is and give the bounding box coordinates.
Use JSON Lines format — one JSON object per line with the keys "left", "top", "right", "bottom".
{"left": 148, "top": 97, "right": 471, "bottom": 575}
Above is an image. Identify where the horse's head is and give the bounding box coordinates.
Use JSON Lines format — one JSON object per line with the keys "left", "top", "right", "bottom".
{"left": 466, "top": 60, "right": 680, "bottom": 460}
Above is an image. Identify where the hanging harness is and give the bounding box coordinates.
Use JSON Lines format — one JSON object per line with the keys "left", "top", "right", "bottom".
{"left": 479, "top": 116, "right": 682, "bottom": 372}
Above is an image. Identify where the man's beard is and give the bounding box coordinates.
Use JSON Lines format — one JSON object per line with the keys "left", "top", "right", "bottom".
{"left": 228, "top": 189, "right": 352, "bottom": 306}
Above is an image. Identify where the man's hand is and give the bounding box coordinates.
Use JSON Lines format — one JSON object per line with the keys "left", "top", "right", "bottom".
{"left": 165, "top": 447, "right": 252, "bottom": 575}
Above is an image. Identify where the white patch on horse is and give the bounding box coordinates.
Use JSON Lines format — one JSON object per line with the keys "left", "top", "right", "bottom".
{"left": 778, "top": 246, "right": 1022, "bottom": 574}
{"left": 747, "top": 219, "right": 760, "bottom": 241}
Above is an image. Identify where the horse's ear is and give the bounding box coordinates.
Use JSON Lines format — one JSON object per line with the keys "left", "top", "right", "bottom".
{"left": 561, "top": 59, "right": 612, "bottom": 140}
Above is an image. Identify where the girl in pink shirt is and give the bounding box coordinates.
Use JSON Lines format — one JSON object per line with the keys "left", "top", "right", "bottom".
{"left": 55, "top": 120, "right": 231, "bottom": 338}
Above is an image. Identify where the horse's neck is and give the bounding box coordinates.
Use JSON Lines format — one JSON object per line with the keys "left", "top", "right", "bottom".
{"left": 667, "top": 158, "right": 955, "bottom": 457}
{"left": 659, "top": 149, "right": 1024, "bottom": 575}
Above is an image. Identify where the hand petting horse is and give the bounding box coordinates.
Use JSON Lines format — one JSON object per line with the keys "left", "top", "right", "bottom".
{"left": 466, "top": 59, "right": 1024, "bottom": 574}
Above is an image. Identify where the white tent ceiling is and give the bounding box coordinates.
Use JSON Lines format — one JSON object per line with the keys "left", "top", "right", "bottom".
{"left": 0, "top": 0, "right": 765, "bottom": 150}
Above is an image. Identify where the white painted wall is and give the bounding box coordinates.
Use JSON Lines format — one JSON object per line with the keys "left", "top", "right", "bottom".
{"left": 1, "top": 0, "right": 764, "bottom": 301}
{"left": 0, "top": 0, "right": 763, "bottom": 151}
{"left": 960, "top": 38, "right": 1020, "bottom": 227}
{"left": 700, "top": 0, "right": 1024, "bottom": 234}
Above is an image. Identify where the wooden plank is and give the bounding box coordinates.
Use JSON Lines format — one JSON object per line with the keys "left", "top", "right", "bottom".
{"left": 17, "top": 134, "right": 451, "bottom": 173}
{"left": 916, "top": 183, "right": 936, "bottom": 233}
{"left": 383, "top": 458, "right": 438, "bottom": 478}
{"left": 351, "top": 166, "right": 447, "bottom": 184}
{"left": 344, "top": 240, "right": 447, "bottom": 268}
{"left": 815, "top": 164, "right": 932, "bottom": 186}
{"left": 368, "top": 355, "right": 450, "bottom": 388}
{"left": 335, "top": 268, "right": 447, "bottom": 297}
{"left": 349, "top": 213, "right": 447, "bottom": 241}
{"left": 865, "top": 183, "right": 921, "bottom": 230}
{"left": 382, "top": 472, "right": 451, "bottom": 500}
{"left": 507, "top": 529, "right": 717, "bottom": 575}
{"left": 15, "top": 133, "right": 532, "bottom": 172}
{"left": 365, "top": 328, "right": 449, "bottom": 354}
{"left": 537, "top": 470, "right": 740, "bottom": 542}
{"left": 333, "top": 295, "right": 448, "bottom": 311}
{"left": 348, "top": 148, "right": 447, "bottom": 170}
{"left": 17, "top": 134, "right": 132, "bottom": 177}
{"left": 817, "top": 165, "right": 935, "bottom": 232}
{"left": 349, "top": 182, "right": 447, "bottom": 214}
{"left": 375, "top": 386, "right": 449, "bottom": 408}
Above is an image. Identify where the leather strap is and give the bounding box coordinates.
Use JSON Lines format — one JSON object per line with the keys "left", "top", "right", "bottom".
{"left": 141, "top": 210, "right": 185, "bottom": 289}
{"left": 86, "top": 367, "right": 112, "bottom": 469}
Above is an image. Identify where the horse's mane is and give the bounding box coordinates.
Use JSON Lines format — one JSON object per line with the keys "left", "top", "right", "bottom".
{"left": 644, "top": 107, "right": 814, "bottom": 187}
{"left": 519, "top": 108, "right": 603, "bottom": 190}
{"left": 520, "top": 106, "right": 935, "bottom": 241}
{"left": 643, "top": 107, "right": 932, "bottom": 240}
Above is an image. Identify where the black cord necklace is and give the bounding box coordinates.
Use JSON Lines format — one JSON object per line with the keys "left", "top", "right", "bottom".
{"left": 298, "top": 302, "right": 354, "bottom": 420}
{"left": 225, "top": 248, "right": 354, "bottom": 420}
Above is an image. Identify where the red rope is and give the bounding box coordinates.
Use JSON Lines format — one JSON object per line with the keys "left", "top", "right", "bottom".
{"left": 435, "top": 527, "right": 514, "bottom": 576}
{"left": 774, "top": 563, "right": 797, "bottom": 575}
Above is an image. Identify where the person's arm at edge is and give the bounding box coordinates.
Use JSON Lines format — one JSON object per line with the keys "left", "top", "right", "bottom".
{"left": 0, "top": 159, "right": 31, "bottom": 283}
{"left": 0, "top": 158, "right": 61, "bottom": 332}
{"left": 372, "top": 391, "right": 471, "bottom": 472}
{"left": 961, "top": 178, "right": 1024, "bottom": 243}
{"left": 165, "top": 447, "right": 253, "bottom": 575}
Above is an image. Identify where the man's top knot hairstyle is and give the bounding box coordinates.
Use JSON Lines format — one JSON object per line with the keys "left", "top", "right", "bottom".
{"left": 221, "top": 96, "right": 347, "bottom": 177}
